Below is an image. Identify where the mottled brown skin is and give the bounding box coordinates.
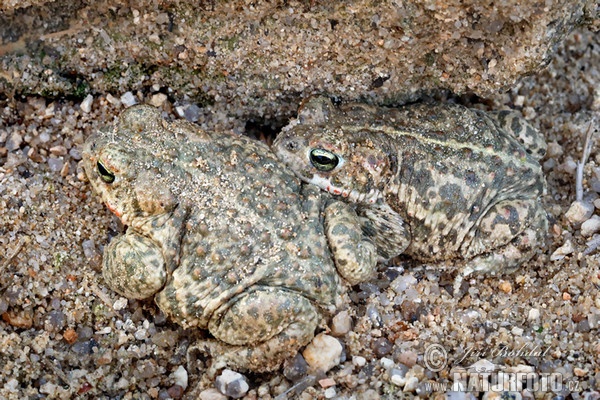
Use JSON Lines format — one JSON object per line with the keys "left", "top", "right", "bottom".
{"left": 273, "top": 97, "right": 548, "bottom": 288}
{"left": 82, "top": 105, "right": 375, "bottom": 373}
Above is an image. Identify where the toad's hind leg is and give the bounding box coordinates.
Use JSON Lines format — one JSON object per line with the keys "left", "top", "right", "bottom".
{"left": 454, "top": 198, "right": 548, "bottom": 293}
{"left": 203, "top": 287, "right": 319, "bottom": 374}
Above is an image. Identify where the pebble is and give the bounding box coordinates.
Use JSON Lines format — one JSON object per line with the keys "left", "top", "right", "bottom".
{"left": 330, "top": 310, "right": 352, "bottom": 336}
{"left": 302, "top": 333, "right": 342, "bottom": 372}
{"left": 402, "top": 376, "right": 419, "bottom": 392}
{"left": 528, "top": 308, "right": 540, "bottom": 321}
{"left": 550, "top": 239, "right": 574, "bottom": 261}
{"left": 6, "top": 132, "right": 23, "bottom": 152}
{"left": 47, "top": 157, "right": 64, "bottom": 173}
{"left": 120, "top": 92, "right": 137, "bottom": 107}
{"left": 581, "top": 215, "right": 600, "bottom": 236}
{"left": 390, "top": 366, "right": 409, "bottom": 387}
{"left": 324, "top": 387, "right": 337, "bottom": 398}
{"left": 149, "top": 93, "right": 168, "bottom": 107}
{"left": 372, "top": 337, "right": 393, "bottom": 357}
{"left": 80, "top": 94, "right": 93, "bottom": 113}
{"left": 352, "top": 356, "right": 366, "bottom": 367}
{"left": 215, "top": 369, "right": 249, "bottom": 399}
{"left": 199, "top": 388, "right": 227, "bottom": 400}
{"left": 172, "top": 366, "right": 188, "bottom": 390}
{"left": 113, "top": 298, "right": 128, "bottom": 311}
{"left": 395, "top": 350, "right": 417, "bottom": 368}
{"left": 565, "top": 200, "right": 594, "bottom": 225}
{"left": 379, "top": 357, "right": 395, "bottom": 370}
{"left": 283, "top": 353, "right": 308, "bottom": 382}
{"left": 106, "top": 93, "right": 121, "bottom": 106}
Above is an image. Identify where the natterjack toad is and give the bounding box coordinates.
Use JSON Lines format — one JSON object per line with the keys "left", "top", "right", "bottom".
{"left": 273, "top": 97, "right": 548, "bottom": 288}
{"left": 82, "top": 105, "right": 376, "bottom": 373}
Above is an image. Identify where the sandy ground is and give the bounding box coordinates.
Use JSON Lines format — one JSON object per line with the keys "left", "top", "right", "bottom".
{"left": 0, "top": 22, "right": 599, "bottom": 400}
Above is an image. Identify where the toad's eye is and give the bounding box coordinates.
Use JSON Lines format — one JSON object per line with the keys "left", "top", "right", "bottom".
{"left": 97, "top": 161, "right": 115, "bottom": 184}
{"left": 310, "top": 148, "right": 339, "bottom": 172}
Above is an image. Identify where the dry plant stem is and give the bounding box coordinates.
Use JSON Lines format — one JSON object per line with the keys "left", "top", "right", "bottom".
{"left": 576, "top": 122, "right": 594, "bottom": 201}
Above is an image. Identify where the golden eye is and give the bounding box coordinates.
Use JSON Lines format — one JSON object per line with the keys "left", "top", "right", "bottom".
{"left": 97, "top": 161, "right": 115, "bottom": 184}
{"left": 310, "top": 149, "right": 339, "bottom": 172}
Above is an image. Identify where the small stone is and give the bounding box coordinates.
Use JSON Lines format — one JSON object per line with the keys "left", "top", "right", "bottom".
{"left": 318, "top": 378, "right": 336, "bottom": 388}
{"left": 48, "top": 157, "right": 64, "bottom": 173}
{"left": 528, "top": 308, "right": 540, "bottom": 321}
{"left": 150, "top": 93, "right": 168, "bottom": 108}
{"left": 69, "top": 148, "right": 83, "bottom": 161}
{"left": 167, "top": 385, "right": 184, "bottom": 399}
{"left": 172, "top": 366, "right": 188, "bottom": 390}
{"left": 324, "top": 387, "right": 336, "bottom": 398}
{"left": 403, "top": 376, "right": 419, "bottom": 392}
{"left": 302, "top": 333, "right": 342, "bottom": 372}
{"left": 215, "top": 369, "right": 249, "bottom": 399}
{"left": 498, "top": 280, "right": 512, "bottom": 293}
{"left": 550, "top": 240, "right": 574, "bottom": 261}
{"left": 330, "top": 310, "right": 352, "bottom": 336}
{"left": 511, "top": 326, "right": 524, "bottom": 336}
{"left": 49, "top": 145, "right": 68, "bottom": 156}
{"left": 390, "top": 366, "right": 409, "bottom": 387}
{"left": 113, "top": 298, "right": 128, "bottom": 311}
{"left": 396, "top": 351, "right": 418, "bottom": 368}
{"left": 120, "top": 92, "right": 137, "bottom": 107}
{"left": 80, "top": 94, "right": 93, "bottom": 113}
{"left": 63, "top": 328, "right": 78, "bottom": 344}
{"left": 283, "top": 353, "right": 308, "bottom": 382}
{"left": 352, "top": 356, "right": 366, "bottom": 367}
{"left": 565, "top": 200, "right": 594, "bottom": 225}
{"left": 106, "top": 93, "right": 121, "bottom": 106}
{"left": 574, "top": 367, "right": 588, "bottom": 377}
{"left": 563, "top": 292, "right": 572, "bottom": 301}
{"left": 546, "top": 141, "right": 563, "bottom": 158}
{"left": 372, "top": 337, "right": 393, "bottom": 357}
{"left": 199, "top": 388, "right": 227, "bottom": 400}
{"left": 5, "top": 131, "right": 23, "bottom": 152}
{"left": 581, "top": 215, "right": 600, "bottom": 237}
{"left": 380, "top": 357, "right": 395, "bottom": 370}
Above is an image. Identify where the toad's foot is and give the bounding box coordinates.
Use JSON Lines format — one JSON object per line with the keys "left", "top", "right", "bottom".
{"left": 197, "top": 288, "right": 319, "bottom": 375}
{"left": 454, "top": 200, "right": 548, "bottom": 295}
{"left": 324, "top": 201, "right": 379, "bottom": 285}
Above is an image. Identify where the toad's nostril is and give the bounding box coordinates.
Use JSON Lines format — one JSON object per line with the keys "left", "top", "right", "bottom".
{"left": 285, "top": 140, "right": 298, "bottom": 152}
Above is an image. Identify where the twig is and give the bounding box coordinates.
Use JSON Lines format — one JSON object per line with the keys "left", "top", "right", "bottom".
{"left": 576, "top": 122, "right": 594, "bottom": 201}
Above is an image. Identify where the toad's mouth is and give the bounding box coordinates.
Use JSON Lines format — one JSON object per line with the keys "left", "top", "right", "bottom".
{"left": 308, "top": 174, "right": 381, "bottom": 204}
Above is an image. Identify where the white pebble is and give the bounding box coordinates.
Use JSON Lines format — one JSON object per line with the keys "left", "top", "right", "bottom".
{"left": 80, "top": 94, "right": 93, "bottom": 113}
{"left": 199, "top": 388, "right": 227, "bottom": 400}
{"left": 403, "top": 376, "right": 419, "bottom": 392}
{"left": 112, "top": 298, "right": 128, "bottom": 310}
{"left": 511, "top": 326, "right": 524, "bottom": 336}
{"left": 528, "top": 308, "right": 540, "bottom": 321}
{"left": 120, "top": 91, "right": 138, "bottom": 107}
{"left": 379, "top": 357, "right": 395, "bottom": 370}
{"left": 565, "top": 200, "right": 594, "bottom": 225}
{"left": 324, "top": 387, "right": 337, "bottom": 398}
{"left": 352, "top": 355, "right": 366, "bottom": 367}
{"left": 172, "top": 365, "right": 188, "bottom": 390}
{"left": 303, "top": 333, "right": 342, "bottom": 372}
{"left": 581, "top": 215, "right": 600, "bottom": 237}
{"left": 550, "top": 240, "right": 574, "bottom": 261}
